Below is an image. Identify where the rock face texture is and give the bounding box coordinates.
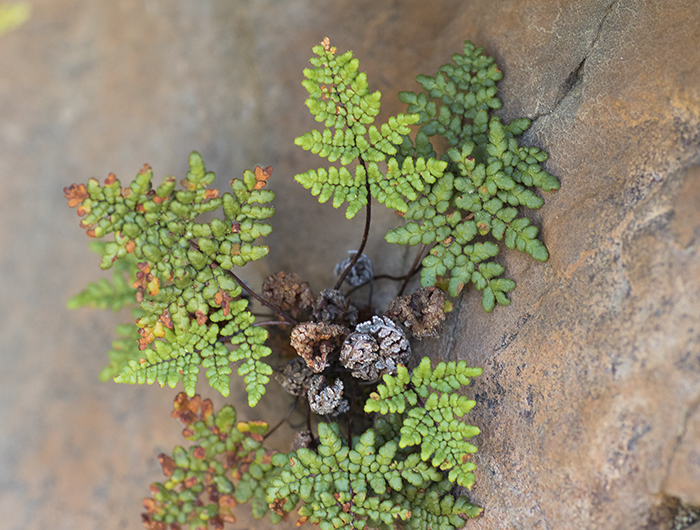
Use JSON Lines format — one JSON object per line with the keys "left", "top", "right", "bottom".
{"left": 431, "top": 3, "right": 700, "bottom": 529}
{"left": 1, "top": 1, "right": 698, "bottom": 530}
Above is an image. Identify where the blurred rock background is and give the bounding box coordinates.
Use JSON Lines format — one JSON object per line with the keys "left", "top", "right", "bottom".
{"left": 0, "top": 1, "right": 698, "bottom": 529}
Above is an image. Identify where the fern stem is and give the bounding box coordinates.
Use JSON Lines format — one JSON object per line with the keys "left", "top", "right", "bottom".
{"left": 224, "top": 269, "right": 299, "bottom": 326}
{"left": 251, "top": 320, "right": 293, "bottom": 327}
{"left": 334, "top": 171, "right": 372, "bottom": 290}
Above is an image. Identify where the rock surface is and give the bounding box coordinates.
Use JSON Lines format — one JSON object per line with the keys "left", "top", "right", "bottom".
{"left": 0, "top": 1, "right": 698, "bottom": 530}
{"left": 431, "top": 2, "right": 700, "bottom": 529}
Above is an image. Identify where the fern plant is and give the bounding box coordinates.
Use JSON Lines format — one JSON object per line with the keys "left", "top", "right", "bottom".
{"left": 65, "top": 155, "right": 277, "bottom": 405}
{"left": 266, "top": 359, "right": 483, "bottom": 530}
{"left": 142, "top": 393, "right": 280, "bottom": 530}
{"left": 295, "top": 38, "right": 559, "bottom": 311}
{"left": 66, "top": 37, "right": 558, "bottom": 530}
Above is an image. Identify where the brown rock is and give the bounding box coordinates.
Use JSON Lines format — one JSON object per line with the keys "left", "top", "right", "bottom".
{"left": 424, "top": 2, "right": 700, "bottom": 529}
{"left": 3, "top": 0, "right": 698, "bottom": 529}
{"left": 665, "top": 405, "right": 700, "bottom": 506}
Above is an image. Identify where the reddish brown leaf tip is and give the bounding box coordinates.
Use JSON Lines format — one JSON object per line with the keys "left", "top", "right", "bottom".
{"left": 253, "top": 165, "right": 273, "bottom": 189}
{"left": 64, "top": 183, "right": 88, "bottom": 208}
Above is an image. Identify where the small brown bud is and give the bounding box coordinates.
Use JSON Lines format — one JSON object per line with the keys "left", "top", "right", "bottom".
{"left": 385, "top": 286, "right": 446, "bottom": 339}
{"left": 290, "top": 322, "right": 348, "bottom": 373}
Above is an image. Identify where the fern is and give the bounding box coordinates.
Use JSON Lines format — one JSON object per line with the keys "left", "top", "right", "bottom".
{"left": 294, "top": 39, "right": 558, "bottom": 311}
{"left": 386, "top": 41, "right": 560, "bottom": 310}
{"left": 365, "top": 358, "right": 482, "bottom": 489}
{"left": 142, "top": 393, "right": 282, "bottom": 530}
{"left": 267, "top": 357, "right": 483, "bottom": 530}
{"left": 65, "top": 153, "right": 276, "bottom": 405}
{"left": 294, "top": 37, "right": 428, "bottom": 218}
{"left": 67, "top": 38, "right": 562, "bottom": 530}
{"left": 142, "top": 360, "right": 482, "bottom": 530}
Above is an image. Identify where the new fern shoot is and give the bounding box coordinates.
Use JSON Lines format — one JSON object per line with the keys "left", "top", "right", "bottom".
{"left": 65, "top": 38, "right": 558, "bottom": 530}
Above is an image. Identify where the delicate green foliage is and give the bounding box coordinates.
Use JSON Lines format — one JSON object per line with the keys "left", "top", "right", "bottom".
{"left": 65, "top": 241, "right": 145, "bottom": 380}
{"left": 294, "top": 37, "right": 426, "bottom": 218}
{"left": 386, "top": 41, "right": 560, "bottom": 309}
{"left": 267, "top": 419, "right": 481, "bottom": 530}
{"left": 295, "top": 39, "right": 558, "bottom": 310}
{"left": 142, "top": 393, "right": 282, "bottom": 530}
{"left": 365, "top": 357, "right": 482, "bottom": 489}
{"left": 67, "top": 241, "right": 139, "bottom": 311}
{"left": 65, "top": 153, "right": 276, "bottom": 405}
{"left": 65, "top": 39, "right": 557, "bottom": 530}
{"left": 142, "top": 359, "right": 483, "bottom": 530}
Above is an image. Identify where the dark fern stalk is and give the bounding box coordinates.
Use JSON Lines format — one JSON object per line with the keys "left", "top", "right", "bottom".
{"left": 335, "top": 177, "right": 373, "bottom": 291}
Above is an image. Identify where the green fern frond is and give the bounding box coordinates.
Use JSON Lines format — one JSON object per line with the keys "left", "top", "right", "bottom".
{"left": 294, "top": 38, "right": 423, "bottom": 218}
{"left": 386, "top": 41, "right": 559, "bottom": 310}
{"left": 268, "top": 423, "right": 412, "bottom": 529}
{"left": 142, "top": 393, "right": 282, "bottom": 530}
{"left": 113, "top": 273, "right": 271, "bottom": 403}
{"left": 365, "top": 357, "right": 482, "bottom": 489}
{"left": 398, "top": 479, "right": 484, "bottom": 530}
{"left": 266, "top": 357, "right": 482, "bottom": 529}
{"left": 267, "top": 421, "right": 479, "bottom": 530}
{"left": 65, "top": 152, "right": 276, "bottom": 405}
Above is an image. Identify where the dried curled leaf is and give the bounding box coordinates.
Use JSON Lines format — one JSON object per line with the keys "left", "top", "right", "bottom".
{"left": 63, "top": 183, "right": 88, "bottom": 208}
{"left": 253, "top": 165, "right": 273, "bottom": 190}
{"left": 340, "top": 315, "right": 410, "bottom": 380}
{"left": 312, "top": 289, "right": 357, "bottom": 327}
{"left": 334, "top": 251, "right": 374, "bottom": 287}
{"left": 290, "top": 321, "right": 349, "bottom": 372}
{"left": 275, "top": 356, "right": 314, "bottom": 396}
{"left": 385, "top": 286, "right": 446, "bottom": 339}
{"left": 261, "top": 271, "right": 314, "bottom": 319}
{"left": 307, "top": 375, "right": 348, "bottom": 416}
